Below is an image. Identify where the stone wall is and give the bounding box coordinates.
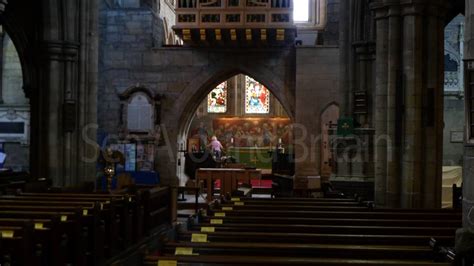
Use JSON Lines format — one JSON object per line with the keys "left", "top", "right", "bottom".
{"left": 295, "top": 46, "right": 342, "bottom": 177}
{"left": 99, "top": 5, "right": 160, "bottom": 133}
{"left": 323, "top": 0, "right": 340, "bottom": 45}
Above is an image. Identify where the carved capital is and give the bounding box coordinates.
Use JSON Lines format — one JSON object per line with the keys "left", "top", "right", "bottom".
{"left": 370, "top": 3, "right": 389, "bottom": 20}
{"left": 400, "top": 3, "right": 425, "bottom": 16}
{"left": 42, "top": 40, "right": 80, "bottom": 62}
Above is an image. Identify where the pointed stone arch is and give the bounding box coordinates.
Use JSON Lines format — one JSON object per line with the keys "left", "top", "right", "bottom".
{"left": 167, "top": 64, "right": 295, "bottom": 143}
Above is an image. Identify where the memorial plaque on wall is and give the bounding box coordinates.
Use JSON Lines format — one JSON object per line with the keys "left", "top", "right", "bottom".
{"left": 127, "top": 94, "right": 153, "bottom": 132}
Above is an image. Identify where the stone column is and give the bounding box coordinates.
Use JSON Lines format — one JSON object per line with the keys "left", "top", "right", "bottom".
{"left": 372, "top": 4, "right": 389, "bottom": 206}
{"left": 78, "top": 0, "right": 100, "bottom": 183}
{"left": 339, "top": 0, "right": 352, "bottom": 115}
{"left": 421, "top": 3, "right": 444, "bottom": 208}
{"left": 400, "top": 3, "right": 424, "bottom": 208}
{"left": 385, "top": 4, "right": 401, "bottom": 208}
{"left": 33, "top": 0, "right": 98, "bottom": 186}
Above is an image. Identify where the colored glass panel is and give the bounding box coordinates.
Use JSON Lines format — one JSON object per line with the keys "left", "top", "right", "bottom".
{"left": 207, "top": 82, "right": 228, "bottom": 113}
{"left": 245, "top": 76, "right": 270, "bottom": 114}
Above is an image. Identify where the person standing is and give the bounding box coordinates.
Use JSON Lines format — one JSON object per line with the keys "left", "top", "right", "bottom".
{"left": 208, "top": 136, "right": 224, "bottom": 159}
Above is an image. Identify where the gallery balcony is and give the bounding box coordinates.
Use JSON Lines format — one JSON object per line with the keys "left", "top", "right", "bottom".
{"left": 173, "top": 0, "right": 296, "bottom": 46}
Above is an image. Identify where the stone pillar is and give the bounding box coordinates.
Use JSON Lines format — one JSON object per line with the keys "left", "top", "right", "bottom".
{"left": 385, "top": 4, "right": 401, "bottom": 208}
{"left": 421, "top": 3, "right": 444, "bottom": 208}
{"left": 399, "top": 3, "right": 424, "bottom": 208}
{"left": 457, "top": 0, "right": 474, "bottom": 261}
{"left": 32, "top": 0, "right": 98, "bottom": 186}
{"left": 373, "top": 4, "right": 389, "bottom": 206}
{"left": 339, "top": 0, "right": 351, "bottom": 115}
{"left": 371, "top": 0, "right": 446, "bottom": 208}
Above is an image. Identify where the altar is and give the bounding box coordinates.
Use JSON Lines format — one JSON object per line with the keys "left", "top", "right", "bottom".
{"left": 227, "top": 147, "right": 273, "bottom": 169}
{"left": 196, "top": 168, "right": 262, "bottom": 201}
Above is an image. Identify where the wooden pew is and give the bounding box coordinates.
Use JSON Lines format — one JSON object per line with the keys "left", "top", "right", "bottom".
{"left": 149, "top": 195, "right": 458, "bottom": 265}
{"left": 191, "top": 222, "right": 457, "bottom": 236}
{"left": 222, "top": 199, "right": 363, "bottom": 206}
{"left": 216, "top": 202, "right": 461, "bottom": 213}
{"left": 0, "top": 217, "right": 85, "bottom": 266}
{"left": 18, "top": 186, "right": 171, "bottom": 237}
{"left": 0, "top": 194, "right": 125, "bottom": 264}
{"left": 162, "top": 242, "right": 439, "bottom": 260}
{"left": 206, "top": 209, "right": 462, "bottom": 220}
{"left": 0, "top": 225, "right": 40, "bottom": 265}
{"left": 0, "top": 209, "right": 95, "bottom": 265}
{"left": 3, "top": 194, "right": 135, "bottom": 249}
{"left": 148, "top": 194, "right": 459, "bottom": 265}
{"left": 199, "top": 215, "right": 462, "bottom": 227}
{"left": 178, "top": 231, "right": 455, "bottom": 246}
{"left": 144, "top": 255, "right": 452, "bottom": 265}
{"left": 136, "top": 186, "right": 171, "bottom": 233}
{"left": 216, "top": 204, "right": 369, "bottom": 212}
{"left": 0, "top": 184, "right": 171, "bottom": 265}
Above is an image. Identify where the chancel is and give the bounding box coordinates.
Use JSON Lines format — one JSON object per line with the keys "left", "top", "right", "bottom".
{"left": 0, "top": 0, "right": 473, "bottom": 265}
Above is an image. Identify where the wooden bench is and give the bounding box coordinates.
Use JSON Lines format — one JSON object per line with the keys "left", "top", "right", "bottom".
{"left": 1, "top": 196, "right": 134, "bottom": 249}
{"left": 0, "top": 213, "right": 87, "bottom": 264}
{"left": 144, "top": 255, "right": 451, "bottom": 265}
{"left": 0, "top": 225, "right": 41, "bottom": 265}
{"left": 178, "top": 231, "right": 455, "bottom": 246}
{"left": 222, "top": 199, "right": 363, "bottom": 206}
{"left": 0, "top": 185, "right": 171, "bottom": 265}
{"left": 0, "top": 207, "right": 103, "bottom": 265}
{"left": 162, "top": 242, "right": 439, "bottom": 260}
{"left": 146, "top": 195, "right": 459, "bottom": 265}
{"left": 191, "top": 223, "right": 457, "bottom": 236}
{"left": 206, "top": 210, "right": 462, "bottom": 221}
{"left": 199, "top": 216, "right": 461, "bottom": 227}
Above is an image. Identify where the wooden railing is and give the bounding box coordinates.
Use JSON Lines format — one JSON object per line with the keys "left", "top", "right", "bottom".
{"left": 174, "top": 0, "right": 293, "bottom": 29}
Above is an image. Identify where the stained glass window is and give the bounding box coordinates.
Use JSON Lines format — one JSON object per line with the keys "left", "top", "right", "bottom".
{"left": 245, "top": 76, "right": 270, "bottom": 114}
{"left": 207, "top": 82, "right": 228, "bottom": 113}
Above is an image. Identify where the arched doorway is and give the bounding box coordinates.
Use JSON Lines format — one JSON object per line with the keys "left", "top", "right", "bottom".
{"left": 0, "top": 29, "right": 30, "bottom": 172}
{"left": 177, "top": 73, "right": 294, "bottom": 187}
{"left": 441, "top": 13, "right": 465, "bottom": 208}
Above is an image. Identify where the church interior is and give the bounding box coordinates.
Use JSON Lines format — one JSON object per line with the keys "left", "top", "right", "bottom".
{"left": 0, "top": 0, "right": 473, "bottom": 265}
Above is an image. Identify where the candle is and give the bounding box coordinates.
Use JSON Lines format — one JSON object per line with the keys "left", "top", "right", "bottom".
{"left": 231, "top": 137, "right": 234, "bottom": 144}
{"left": 278, "top": 138, "right": 282, "bottom": 144}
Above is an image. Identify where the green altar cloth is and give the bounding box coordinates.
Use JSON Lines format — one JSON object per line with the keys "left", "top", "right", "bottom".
{"left": 227, "top": 147, "right": 273, "bottom": 169}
